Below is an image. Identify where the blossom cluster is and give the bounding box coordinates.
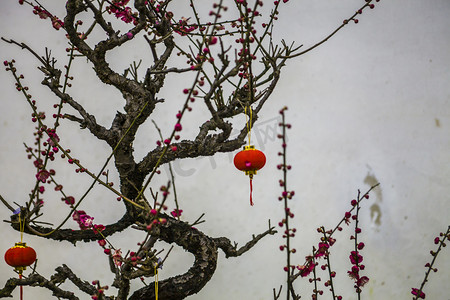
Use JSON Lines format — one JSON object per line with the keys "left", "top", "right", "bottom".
{"left": 106, "top": 0, "right": 138, "bottom": 25}
{"left": 18, "top": 1, "right": 64, "bottom": 30}
{"left": 348, "top": 196, "right": 370, "bottom": 293}
{"left": 348, "top": 250, "right": 369, "bottom": 290}
{"left": 72, "top": 210, "right": 95, "bottom": 230}
{"left": 90, "top": 280, "right": 109, "bottom": 300}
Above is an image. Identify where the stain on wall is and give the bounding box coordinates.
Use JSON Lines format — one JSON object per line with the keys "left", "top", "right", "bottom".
{"left": 364, "top": 172, "right": 382, "bottom": 226}
{"left": 435, "top": 118, "right": 441, "bottom": 128}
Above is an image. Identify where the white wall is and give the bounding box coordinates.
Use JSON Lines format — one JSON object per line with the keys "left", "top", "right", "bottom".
{"left": 0, "top": 1, "right": 449, "bottom": 299}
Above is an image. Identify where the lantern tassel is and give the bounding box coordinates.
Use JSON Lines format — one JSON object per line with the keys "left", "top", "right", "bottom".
{"left": 249, "top": 177, "right": 254, "bottom": 206}
{"left": 19, "top": 273, "right": 23, "bottom": 300}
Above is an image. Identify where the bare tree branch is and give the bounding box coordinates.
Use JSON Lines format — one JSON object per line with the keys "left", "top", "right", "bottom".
{"left": 214, "top": 225, "right": 277, "bottom": 258}
{"left": 0, "top": 264, "right": 109, "bottom": 299}
{"left": 9, "top": 211, "right": 134, "bottom": 244}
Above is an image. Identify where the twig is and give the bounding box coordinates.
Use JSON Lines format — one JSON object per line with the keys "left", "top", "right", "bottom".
{"left": 0, "top": 194, "right": 15, "bottom": 213}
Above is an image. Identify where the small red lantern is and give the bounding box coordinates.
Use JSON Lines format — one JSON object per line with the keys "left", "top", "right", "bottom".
{"left": 5, "top": 242, "right": 36, "bottom": 299}
{"left": 234, "top": 145, "right": 266, "bottom": 206}
{"left": 4, "top": 242, "right": 36, "bottom": 273}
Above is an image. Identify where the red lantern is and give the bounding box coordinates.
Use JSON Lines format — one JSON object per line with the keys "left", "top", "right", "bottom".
{"left": 4, "top": 242, "right": 36, "bottom": 273}
{"left": 234, "top": 145, "right": 266, "bottom": 206}
{"left": 5, "top": 242, "right": 36, "bottom": 299}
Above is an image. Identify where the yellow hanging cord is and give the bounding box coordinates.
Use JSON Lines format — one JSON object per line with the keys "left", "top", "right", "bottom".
{"left": 155, "top": 265, "right": 159, "bottom": 300}
{"left": 245, "top": 106, "right": 252, "bottom": 146}
{"left": 19, "top": 210, "right": 24, "bottom": 243}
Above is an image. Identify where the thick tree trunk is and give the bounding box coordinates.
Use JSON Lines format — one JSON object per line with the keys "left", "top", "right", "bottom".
{"left": 129, "top": 218, "right": 218, "bottom": 300}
